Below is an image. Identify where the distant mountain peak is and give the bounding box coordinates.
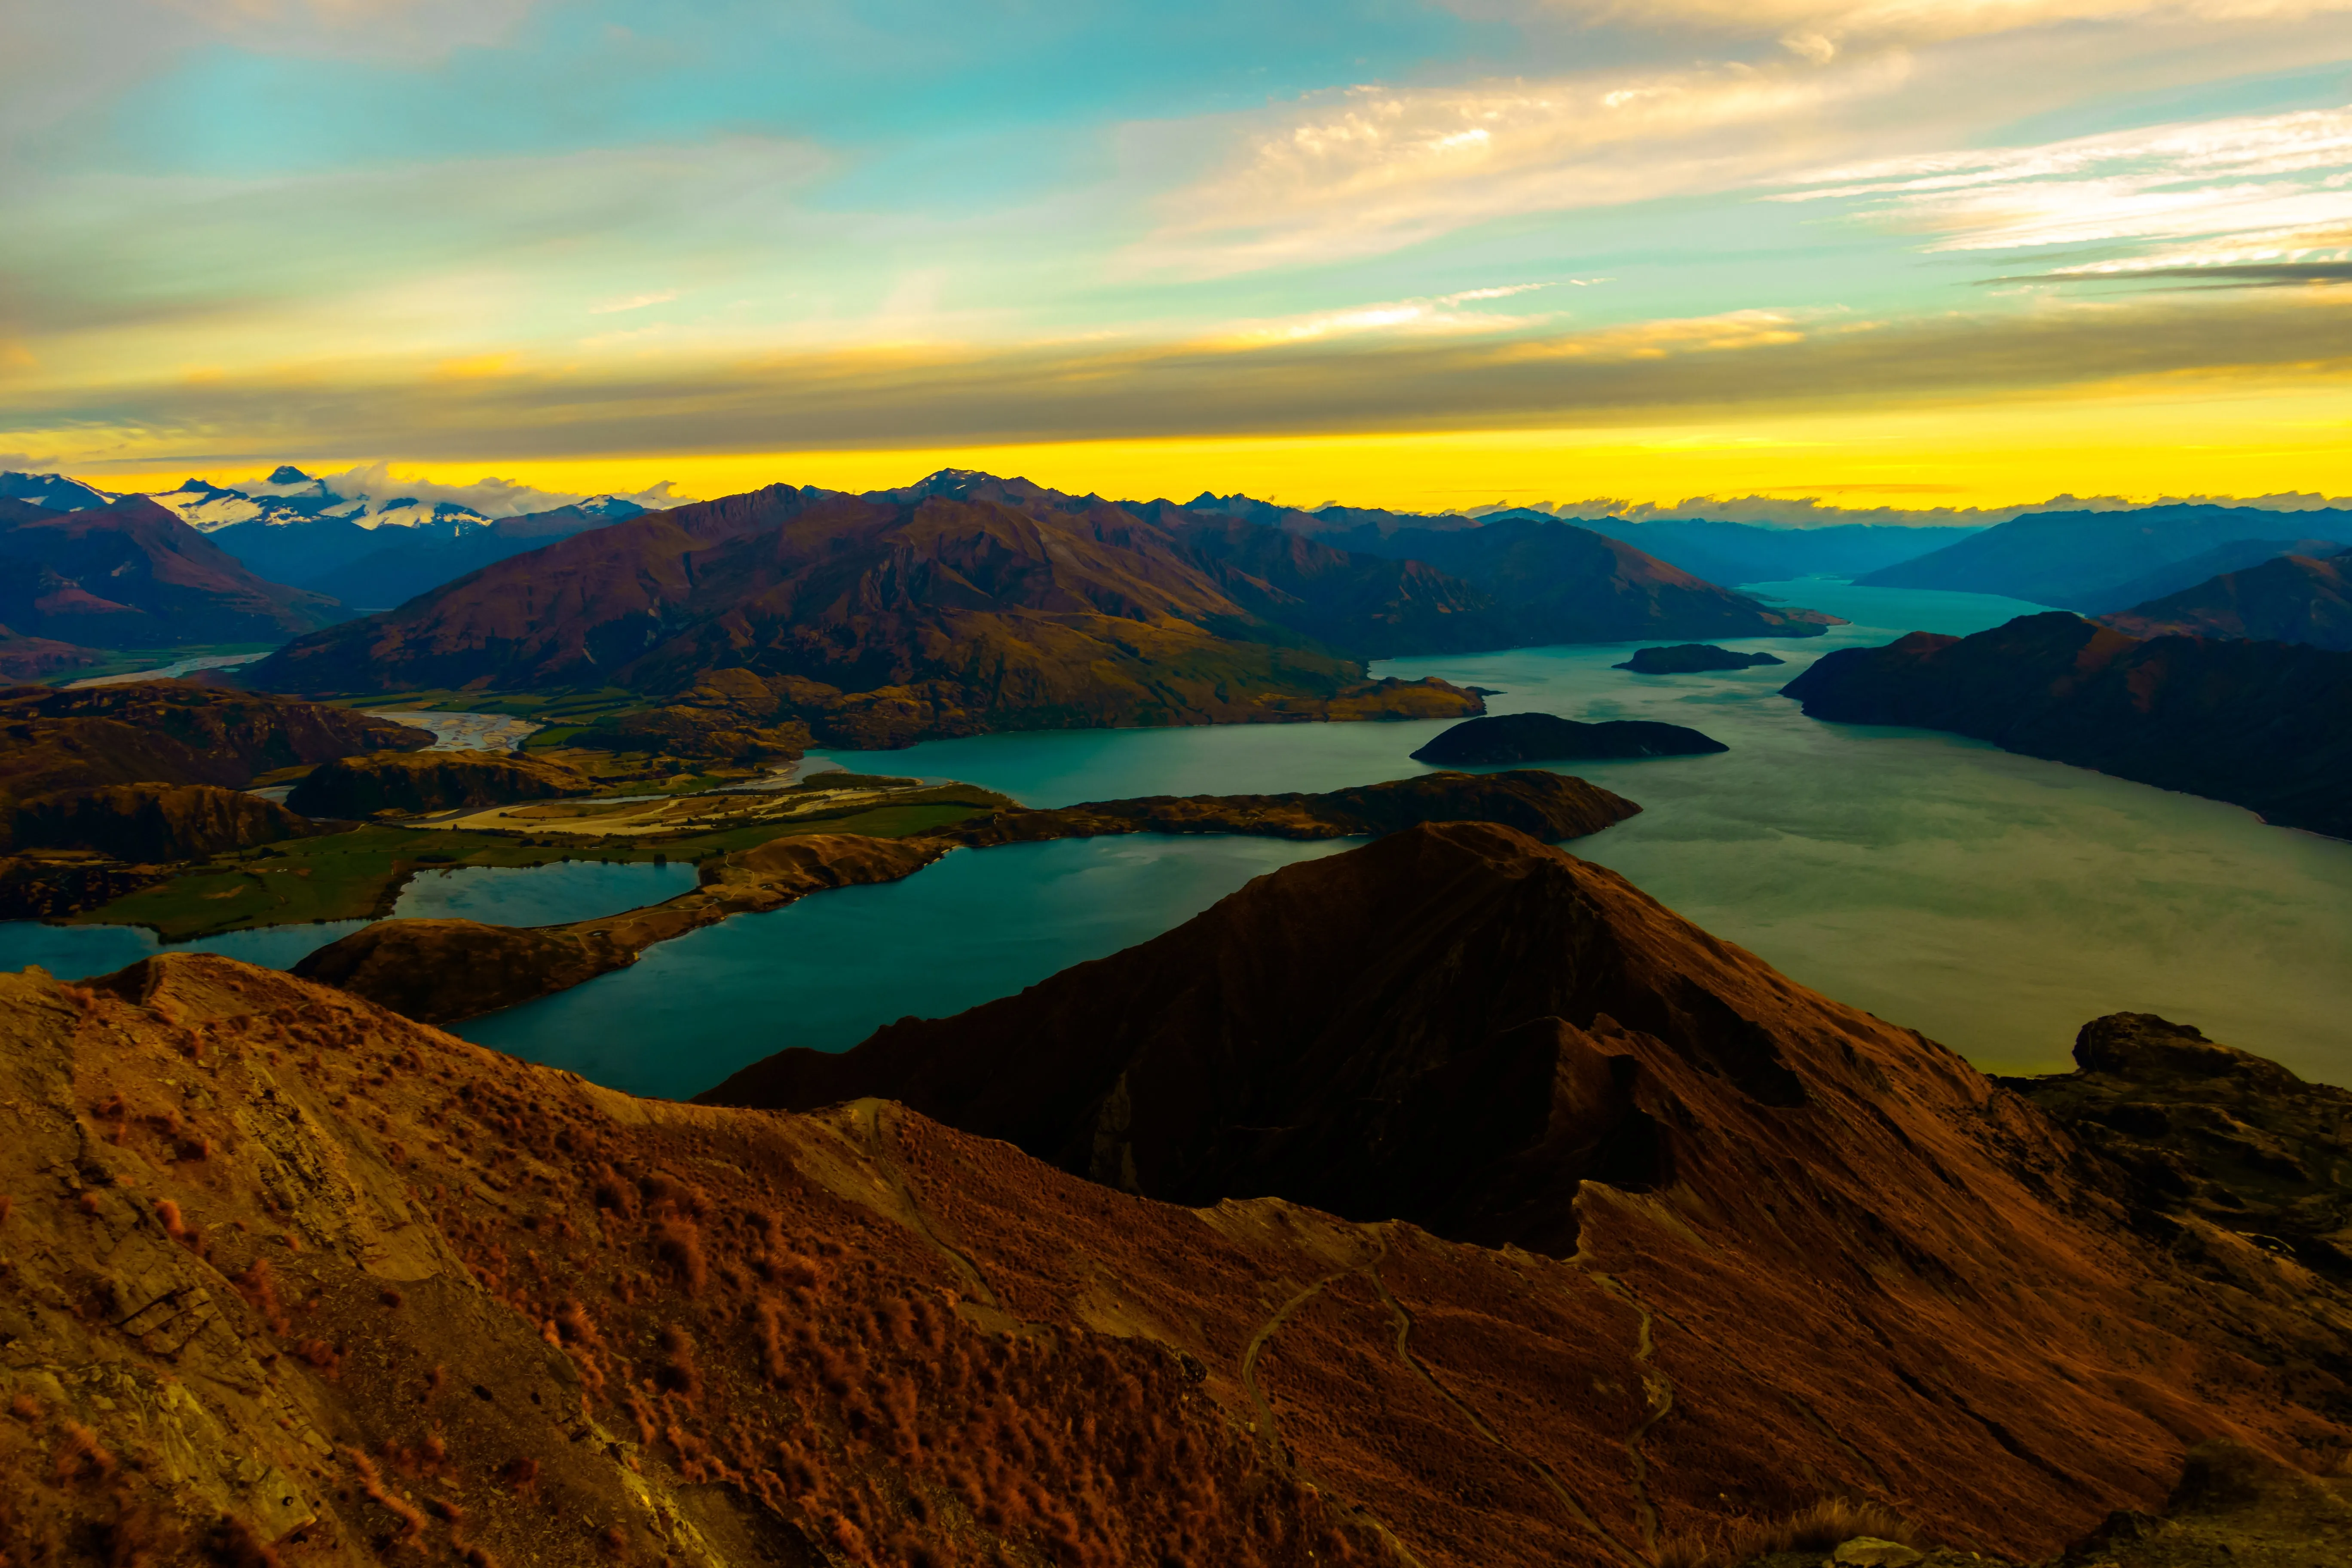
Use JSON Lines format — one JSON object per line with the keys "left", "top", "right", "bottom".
{"left": 265, "top": 465, "right": 313, "bottom": 485}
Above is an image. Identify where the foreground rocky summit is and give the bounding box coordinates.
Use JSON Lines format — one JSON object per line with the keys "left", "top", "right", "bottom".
{"left": 11, "top": 828, "right": 2352, "bottom": 1566}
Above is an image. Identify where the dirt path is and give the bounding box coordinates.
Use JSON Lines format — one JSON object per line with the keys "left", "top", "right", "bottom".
{"left": 1364, "top": 1264, "right": 1647, "bottom": 1567}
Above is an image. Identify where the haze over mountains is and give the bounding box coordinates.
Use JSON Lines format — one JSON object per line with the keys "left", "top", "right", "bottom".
{"left": 1858, "top": 503, "right": 2352, "bottom": 613}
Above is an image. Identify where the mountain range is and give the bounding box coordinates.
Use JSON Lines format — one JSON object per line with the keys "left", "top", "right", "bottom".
{"left": 150, "top": 467, "right": 652, "bottom": 609}
{"left": 246, "top": 471, "right": 1837, "bottom": 745}
{"left": 1857, "top": 503, "right": 2352, "bottom": 611}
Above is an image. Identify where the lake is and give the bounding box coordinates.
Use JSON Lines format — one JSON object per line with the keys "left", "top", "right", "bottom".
{"left": 455, "top": 579, "right": 2352, "bottom": 1096}
{"left": 0, "top": 858, "right": 698, "bottom": 979}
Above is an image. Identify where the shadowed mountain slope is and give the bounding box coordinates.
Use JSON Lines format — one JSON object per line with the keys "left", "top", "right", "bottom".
{"left": 1780, "top": 612, "right": 2352, "bottom": 838}
{"left": 246, "top": 478, "right": 1487, "bottom": 745}
{"left": 2102, "top": 548, "right": 2352, "bottom": 651}
{"left": 1314, "top": 515, "right": 1841, "bottom": 642}
{"left": 1855, "top": 504, "right": 2352, "bottom": 611}
{"left": 0, "top": 496, "right": 341, "bottom": 646}
{"left": 8, "top": 909, "right": 2351, "bottom": 1563}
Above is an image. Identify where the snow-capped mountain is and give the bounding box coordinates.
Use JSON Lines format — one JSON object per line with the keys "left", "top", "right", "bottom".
{"left": 0, "top": 471, "right": 116, "bottom": 510}
{"left": 151, "top": 467, "right": 499, "bottom": 533}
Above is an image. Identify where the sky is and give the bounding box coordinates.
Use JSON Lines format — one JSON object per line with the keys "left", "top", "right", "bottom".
{"left": 3, "top": 0, "right": 2351, "bottom": 514}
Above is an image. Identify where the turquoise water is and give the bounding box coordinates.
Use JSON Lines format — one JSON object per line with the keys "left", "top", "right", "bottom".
{"left": 0, "top": 859, "right": 698, "bottom": 982}
{"left": 458, "top": 577, "right": 2352, "bottom": 1095}
{"left": 460, "top": 835, "right": 1355, "bottom": 1098}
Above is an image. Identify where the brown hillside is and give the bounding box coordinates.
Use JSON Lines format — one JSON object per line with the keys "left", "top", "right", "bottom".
{"left": 7, "top": 781, "right": 320, "bottom": 860}
{"left": 0, "top": 681, "right": 434, "bottom": 810}
{"left": 0, "top": 625, "right": 104, "bottom": 682}
{"left": 5, "top": 923, "right": 2349, "bottom": 1563}
{"left": 286, "top": 750, "right": 594, "bottom": 818}
{"left": 241, "top": 477, "right": 1491, "bottom": 744}
{"left": 0, "top": 496, "right": 340, "bottom": 645}
{"left": 2101, "top": 548, "right": 2352, "bottom": 651}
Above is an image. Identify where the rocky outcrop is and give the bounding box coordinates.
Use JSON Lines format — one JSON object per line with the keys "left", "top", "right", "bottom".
{"left": 0, "top": 680, "right": 433, "bottom": 809}
{"left": 292, "top": 918, "right": 637, "bottom": 1025}
{"left": 2101, "top": 547, "right": 2352, "bottom": 651}
{"left": 1409, "top": 711, "right": 1727, "bottom": 765}
{"left": 286, "top": 748, "right": 594, "bottom": 817}
{"left": 0, "top": 494, "right": 340, "bottom": 645}
{"left": 7, "top": 782, "right": 319, "bottom": 860}
{"left": 2008, "top": 1014, "right": 2352, "bottom": 1286}
{"left": 1779, "top": 612, "right": 2352, "bottom": 839}
{"left": 1612, "top": 643, "right": 1785, "bottom": 674}
{"left": 940, "top": 768, "right": 1638, "bottom": 846}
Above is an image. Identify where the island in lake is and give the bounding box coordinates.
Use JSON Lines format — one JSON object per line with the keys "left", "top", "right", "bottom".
{"left": 1409, "top": 711, "right": 1728, "bottom": 766}
{"left": 1613, "top": 643, "right": 1787, "bottom": 674}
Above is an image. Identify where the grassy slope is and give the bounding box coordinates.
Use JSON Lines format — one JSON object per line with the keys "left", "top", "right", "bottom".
{"left": 69, "top": 787, "right": 1004, "bottom": 939}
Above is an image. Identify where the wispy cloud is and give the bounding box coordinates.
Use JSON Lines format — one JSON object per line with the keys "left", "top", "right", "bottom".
{"left": 588, "top": 290, "right": 682, "bottom": 315}
{"left": 1776, "top": 106, "right": 2352, "bottom": 270}
{"left": 1490, "top": 0, "right": 2352, "bottom": 53}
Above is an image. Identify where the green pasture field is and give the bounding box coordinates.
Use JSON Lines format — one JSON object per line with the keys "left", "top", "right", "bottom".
{"left": 68, "top": 785, "right": 1010, "bottom": 939}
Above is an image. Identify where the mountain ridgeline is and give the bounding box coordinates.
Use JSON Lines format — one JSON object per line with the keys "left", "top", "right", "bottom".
{"left": 1782, "top": 612, "right": 2352, "bottom": 838}
{"left": 1856, "top": 502, "right": 2352, "bottom": 612}
{"left": 248, "top": 472, "right": 1838, "bottom": 746}
{"left": 2102, "top": 545, "right": 2352, "bottom": 651}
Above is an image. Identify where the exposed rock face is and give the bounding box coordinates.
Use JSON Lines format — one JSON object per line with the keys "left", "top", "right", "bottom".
{"left": 286, "top": 748, "right": 594, "bottom": 817}
{"left": 292, "top": 918, "right": 636, "bottom": 1025}
{"left": 7, "top": 782, "right": 318, "bottom": 860}
{"left": 936, "top": 769, "right": 1639, "bottom": 846}
{"left": 1409, "top": 712, "right": 1727, "bottom": 765}
{"left": 244, "top": 478, "right": 1489, "bottom": 744}
{"left": 0, "top": 625, "right": 104, "bottom": 682}
{"left": 0, "top": 680, "right": 433, "bottom": 809}
{"left": 2102, "top": 548, "right": 2352, "bottom": 651}
{"left": 1613, "top": 643, "right": 1786, "bottom": 674}
{"left": 2009, "top": 1014, "right": 2352, "bottom": 1286}
{"left": 6, "top": 938, "right": 2348, "bottom": 1566}
{"left": 1779, "top": 612, "right": 2352, "bottom": 839}
{"left": 0, "top": 495, "right": 340, "bottom": 644}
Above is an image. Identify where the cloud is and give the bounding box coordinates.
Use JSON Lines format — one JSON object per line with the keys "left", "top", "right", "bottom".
{"left": 1198, "top": 284, "right": 1561, "bottom": 346}
{"left": 1480, "top": 0, "right": 2352, "bottom": 52}
{"left": 1133, "top": 54, "right": 1915, "bottom": 275}
{"left": 310, "top": 459, "right": 694, "bottom": 515}
{"left": 1778, "top": 105, "right": 2352, "bottom": 266}
{"left": 589, "top": 290, "right": 682, "bottom": 315}
{"left": 13, "top": 286, "right": 2352, "bottom": 464}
